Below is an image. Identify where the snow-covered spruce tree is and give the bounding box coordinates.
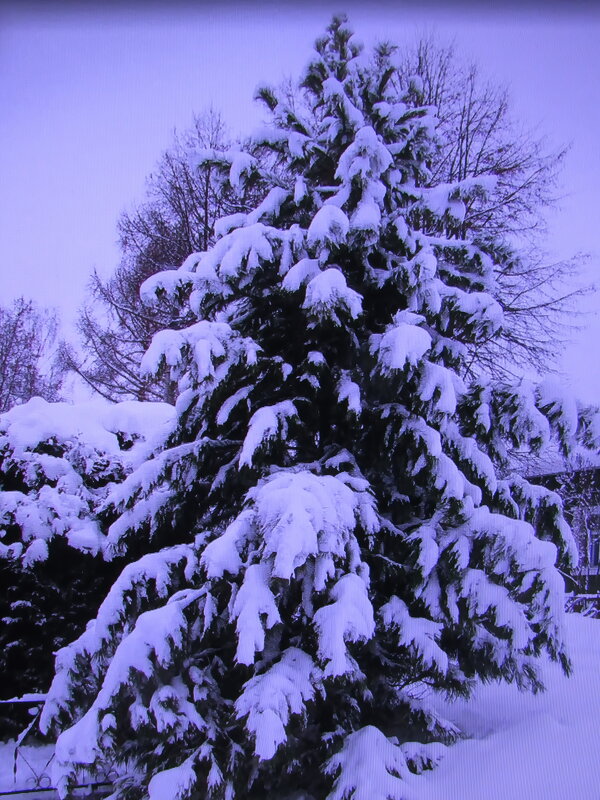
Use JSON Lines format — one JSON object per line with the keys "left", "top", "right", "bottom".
{"left": 41, "top": 17, "right": 598, "bottom": 800}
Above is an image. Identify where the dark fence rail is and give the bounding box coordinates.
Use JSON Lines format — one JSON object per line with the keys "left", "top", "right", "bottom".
{"left": 0, "top": 697, "right": 113, "bottom": 800}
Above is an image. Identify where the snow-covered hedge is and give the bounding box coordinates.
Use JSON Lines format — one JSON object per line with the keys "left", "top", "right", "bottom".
{"left": 0, "top": 397, "right": 175, "bottom": 563}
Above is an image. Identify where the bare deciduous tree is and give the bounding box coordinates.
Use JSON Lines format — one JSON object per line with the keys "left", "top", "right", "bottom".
{"left": 64, "top": 110, "right": 250, "bottom": 402}
{"left": 0, "top": 297, "right": 63, "bottom": 412}
{"left": 558, "top": 456, "right": 600, "bottom": 592}
{"left": 396, "top": 37, "right": 588, "bottom": 378}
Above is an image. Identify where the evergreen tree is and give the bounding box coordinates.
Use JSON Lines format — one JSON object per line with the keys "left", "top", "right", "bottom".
{"left": 39, "top": 18, "right": 597, "bottom": 800}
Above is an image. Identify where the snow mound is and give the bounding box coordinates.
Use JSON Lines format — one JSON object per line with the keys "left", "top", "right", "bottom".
{"left": 414, "top": 613, "right": 600, "bottom": 799}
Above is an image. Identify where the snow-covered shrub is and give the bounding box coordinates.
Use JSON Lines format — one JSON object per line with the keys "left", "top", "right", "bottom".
{"left": 0, "top": 398, "right": 175, "bottom": 737}
{"left": 0, "top": 397, "right": 175, "bottom": 563}
{"left": 38, "top": 16, "right": 599, "bottom": 800}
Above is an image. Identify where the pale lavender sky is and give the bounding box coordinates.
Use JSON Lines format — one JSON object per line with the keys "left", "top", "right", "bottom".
{"left": 1, "top": 3, "right": 598, "bottom": 401}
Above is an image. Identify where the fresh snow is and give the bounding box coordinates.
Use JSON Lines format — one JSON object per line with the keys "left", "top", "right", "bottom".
{"left": 231, "top": 563, "right": 281, "bottom": 665}
{"left": 148, "top": 756, "right": 197, "bottom": 800}
{"left": 380, "top": 596, "right": 448, "bottom": 675}
{"left": 238, "top": 401, "right": 297, "bottom": 467}
{"left": 281, "top": 257, "right": 320, "bottom": 292}
{"left": 0, "top": 397, "right": 175, "bottom": 468}
{"left": 537, "top": 378, "right": 580, "bottom": 441}
{"left": 215, "top": 385, "right": 253, "bottom": 426}
{"left": 7, "top": 18, "right": 598, "bottom": 800}
{"left": 0, "top": 741, "right": 56, "bottom": 800}
{"left": 313, "top": 573, "right": 375, "bottom": 677}
{"left": 139, "top": 268, "right": 195, "bottom": 306}
{"left": 337, "top": 372, "right": 362, "bottom": 415}
{"left": 335, "top": 125, "right": 392, "bottom": 184}
{"left": 326, "top": 725, "right": 414, "bottom": 800}
{"left": 414, "top": 176, "right": 498, "bottom": 223}
{"left": 0, "top": 397, "right": 176, "bottom": 561}
{"left": 442, "top": 286, "right": 504, "bottom": 336}
{"left": 193, "top": 148, "right": 258, "bottom": 194}
{"left": 322, "top": 76, "right": 365, "bottom": 129}
{"left": 40, "top": 545, "right": 198, "bottom": 737}
{"left": 303, "top": 268, "right": 363, "bottom": 321}
{"left": 235, "top": 647, "right": 319, "bottom": 761}
{"left": 414, "top": 613, "right": 600, "bottom": 800}
{"left": 371, "top": 311, "right": 432, "bottom": 373}
{"left": 244, "top": 186, "right": 288, "bottom": 226}
{"left": 307, "top": 205, "right": 350, "bottom": 248}
{"left": 419, "top": 361, "right": 457, "bottom": 414}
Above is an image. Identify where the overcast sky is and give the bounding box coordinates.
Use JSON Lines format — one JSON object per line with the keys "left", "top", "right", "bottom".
{"left": 1, "top": 2, "right": 599, "bottom": 401}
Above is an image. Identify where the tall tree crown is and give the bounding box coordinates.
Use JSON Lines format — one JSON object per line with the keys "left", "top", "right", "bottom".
{"left": 39, "top": 17, "right": 597, "bottom": 800}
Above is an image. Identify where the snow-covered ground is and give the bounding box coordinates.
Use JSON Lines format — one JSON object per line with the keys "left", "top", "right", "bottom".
{"left": 416, "top": 612, "right": 600, "bottom": 799}
{"left": 1, "top": 612, "right": 599, "bottom": 799}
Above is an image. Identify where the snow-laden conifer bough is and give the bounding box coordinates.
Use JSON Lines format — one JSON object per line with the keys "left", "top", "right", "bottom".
{"left": 19, "top": 15, "right": 600, "bottom": 800}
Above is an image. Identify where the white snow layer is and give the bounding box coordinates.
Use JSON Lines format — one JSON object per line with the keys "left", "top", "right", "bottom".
{"left": 231, "top": 563, "right": 281, "bottom": 665}
{"left": 201, "top": 469, "right": 378, "bottom": 586}
{"left": 313, "top": 572, "right": 375, "bottom": 677}
{"left": 0, "top": 397, "right": 176, "bottom": 560}
{"left": 235, "top": 647, "right": 318, "bottom": 760}
{"left": 303, "top": 268, "right": 363, "bottom": 321}
{"left": 141, "top": 320, "right": 259, "bottom": 385}
{"left": 335, "top": 125, "right": 392, "bottom": 185}
{"left": 201, "top": 468, "right": 379, "bottom": 671}
{"left": 415, "top": 613, "right": 600, "bottom": 800}
{"left": 370, "top": 311, "right": 432, "bottom": 373}
{"left": 326, "top": 725, "right": 414, "bottom": 800}
{"left": 0, "top": 397, "right": 175, "bottom": 466}
{"left": 148, "top": 755, "right": 197, "bottom": 800}
{"left": 307, "top": 205, "right": 350, "bottom": 248}
{"left": 281, "top": 257, "right": 320, "bottom": 292}
{"left": 238, "top": 401, "right": 297, "bottom": 467}
{"left": 537, "top": 377, "right": 579, "bottom": 440}
{"left": 40, "top": 545, "right": 197, "bottom": 735}
{"left": 337, "top": 373, "right": 362, "bottom": 415}
{"left": 193, "top": 148, "right": 257, "bottom": 194}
